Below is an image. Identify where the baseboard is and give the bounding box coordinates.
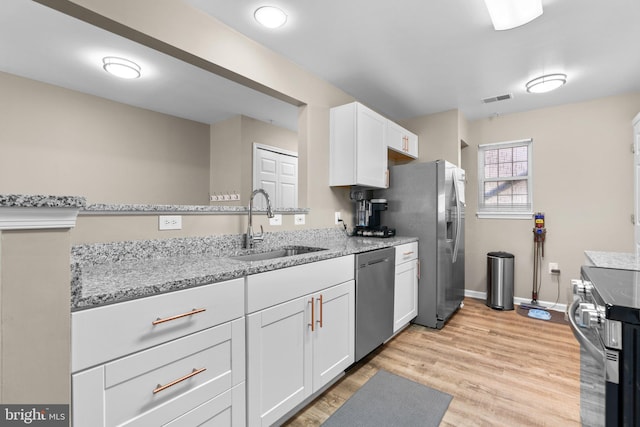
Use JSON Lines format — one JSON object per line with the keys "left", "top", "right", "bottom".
{"left": 464, "top": 290, "right": 567, "bottom": 313}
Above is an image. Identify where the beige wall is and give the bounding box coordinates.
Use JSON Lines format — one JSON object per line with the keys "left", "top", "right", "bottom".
{"left": 32, "top": 0, "right": 356, "bottom": 236}
{"left": 402, "top": 109, "right": 460, "bottom": 166}
{"left": 0, "top": 229, "right": 71, "bottom": 403}
{"left": 464, "top": 92, "right": 640, "bottom": 304}
{"left": 0, "top": 72, "right": 211, "bottom": 205}
{"left": 210, "top": 115, "right": 298, "bottom": 206}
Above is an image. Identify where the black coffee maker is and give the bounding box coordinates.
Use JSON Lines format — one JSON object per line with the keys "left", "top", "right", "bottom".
{"left": 350, "top": 189, "right": 396, "bottom": 237}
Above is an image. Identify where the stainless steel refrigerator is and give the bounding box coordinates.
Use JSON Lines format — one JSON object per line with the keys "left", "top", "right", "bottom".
{"left": 378, "top": 160, "right": 465, "bottom": 329}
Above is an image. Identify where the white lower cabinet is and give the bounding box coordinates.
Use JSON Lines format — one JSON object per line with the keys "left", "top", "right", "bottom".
{"left": 393, "top": 243, "right": 419, "bottom": 333}
{"left": 246, "top": 256, "right": 355, "bottom": 427}
{"left": 71, "top": 278, "right": 246, "bottom": 427}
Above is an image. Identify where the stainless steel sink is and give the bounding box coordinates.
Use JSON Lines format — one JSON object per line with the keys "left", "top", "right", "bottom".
{"left": 229, "top": 246, "right": 327, "bottom": 262}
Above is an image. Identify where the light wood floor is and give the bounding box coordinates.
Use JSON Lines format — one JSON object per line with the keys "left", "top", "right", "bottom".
{"left": 284, "top": 297, "right": 580, "bottom": 426}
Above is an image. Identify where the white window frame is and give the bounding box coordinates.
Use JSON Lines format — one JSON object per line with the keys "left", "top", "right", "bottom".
{"left": 477, "top": 138, "right": 533, "bottom": 220}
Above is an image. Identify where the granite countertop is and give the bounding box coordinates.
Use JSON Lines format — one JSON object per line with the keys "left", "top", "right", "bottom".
{"left": 72, "top": 229, "right": 417, "bottom": 311}
{"left": 0, "top": 194, "right": 86, "bottom": 208}
{"left": 80, "top": 203, "right": 310, "bottom": 215}
{"left": 584, "top": 250, "right": 640, "bottom": 271}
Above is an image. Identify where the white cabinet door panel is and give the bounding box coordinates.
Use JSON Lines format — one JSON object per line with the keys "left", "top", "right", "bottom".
{"left": 330, "top": 102, "right": 387, "bottom": 188}
{"left": 393, "top": 260, "right": 418, "bottom": 333}
{"left": 312, "top": 281, "right": 355, "bottom": 390}
{"left": 246, "top": 297, "right": 312, "bottom": 427}
{"left": 356, "top": 105, "right": 387, "bottom": 188}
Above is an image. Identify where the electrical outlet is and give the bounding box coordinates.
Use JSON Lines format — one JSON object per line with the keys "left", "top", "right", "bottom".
{"left": 294, "top": 214, "right": 305, "bottom": 225}
{"left": 159, "top": 215, "right": 182, "bottom": 230}
{"left": 269, "top": 214, "right": 282, "bottom": 226}
{"left": 334, "top": 211, "right": 342, "bottom": 225}
{"left": 548, "top": 262, "right": 559, "bottom": 274}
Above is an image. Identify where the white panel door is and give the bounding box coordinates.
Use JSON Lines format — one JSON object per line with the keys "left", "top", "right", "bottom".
{"left": 253, "top": 144, "right": 298, "bottom": 209}
{"left": 278, "top": 154, "right": 298, "bottom": 208}
{"left": 256, "top": 152, "right": 277, "bottom": 210}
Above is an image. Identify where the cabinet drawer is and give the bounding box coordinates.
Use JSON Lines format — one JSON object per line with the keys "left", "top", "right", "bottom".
{"left": 73, "top": 319, "right": 245, "bottom": 426}
{"left": 246, "top": 255, "right": 354, "bottom": 314}
{"left": 164, "top": 382, "right": 245, "bottom": 427}
{"left": 395, "top": 242, "right": 418, "bottom": 265}
{"left": 72, "top": 278, "right": 244, "bottom": 372}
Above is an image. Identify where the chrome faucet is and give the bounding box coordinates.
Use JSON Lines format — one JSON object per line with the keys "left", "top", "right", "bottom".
{"left": 244, "top": 189, "right": 275, "bottom": 248}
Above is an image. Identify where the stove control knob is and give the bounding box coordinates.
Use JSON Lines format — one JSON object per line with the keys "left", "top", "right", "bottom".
{"left": 577, "top": 303, "right": 599, "bottom": 326}
{"left": 572, "top": 279, "right": 593, "bottom": 297}
{"left": 571, "top": 279, "right": 582, "bottom": 295}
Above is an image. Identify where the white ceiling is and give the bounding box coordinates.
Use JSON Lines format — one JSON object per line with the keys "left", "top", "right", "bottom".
{"left": 2, "top": 0, "right": 639, "bottom": 130}
{"left": 0, "top": 0, "right": 299, "bottom": 130}
{"left": 186, "top": 0, "right": 640, "bottom": 121}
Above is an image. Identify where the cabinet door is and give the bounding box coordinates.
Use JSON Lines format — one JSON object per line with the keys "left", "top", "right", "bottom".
{"left": 356, "top": 104, "right": 388, "bottom": 188}
{"left": 386, "top": 120, "right": 418, "bottom": 159}
{"left": 385, "top": 120, "right": 404, "bottom": 153}
{"left": 246, "top": 296, "right": 312, "bottom": 427}
{"left": 393, "top": 260, "right": 418, "bottom": 333}
{"left": 312, "top": 280, "right": 355, "bottom": 391}
{"left": 406, "top": 132, "right": 419, "bottom": 158}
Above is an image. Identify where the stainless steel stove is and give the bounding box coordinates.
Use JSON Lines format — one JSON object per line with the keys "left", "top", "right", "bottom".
{"left": 569, "top": 266, "right": 640, "bottom": 426}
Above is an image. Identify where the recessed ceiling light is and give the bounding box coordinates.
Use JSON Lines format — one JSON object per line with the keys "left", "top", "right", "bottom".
{"left": 102, "top": 57, "right": 141, "bottom": 79}
{"left": 526, "top": 74, "right": 567, "bottom": 94}
{"left": 483, "top": 0, "right": 543, "bottom": 31}
{"left": 254, "top": 6, "right": 287, "bottom": 29}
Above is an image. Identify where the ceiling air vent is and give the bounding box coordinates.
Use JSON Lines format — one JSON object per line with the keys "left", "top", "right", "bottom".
{"left": 482, "top": 93, "right": 513, "bottom": 104}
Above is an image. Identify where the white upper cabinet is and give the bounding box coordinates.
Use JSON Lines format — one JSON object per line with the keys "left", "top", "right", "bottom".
{"left": 330, "top": 102, "right": 388, "bottom": 188}
{"left": 330, "top": 102, "right": 419, "bottom": 189}
{"left": 386, "top": 120, "right": 418, "bottom": 159}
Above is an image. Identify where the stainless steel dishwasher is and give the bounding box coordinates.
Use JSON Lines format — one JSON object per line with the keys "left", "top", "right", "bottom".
{"left": 354, "top": 247, "right": 395, "bottom": 361}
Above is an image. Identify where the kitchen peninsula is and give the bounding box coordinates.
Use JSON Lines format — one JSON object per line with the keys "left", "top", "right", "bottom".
{"left": 1, "top": 193, "right": 418, "bottom": 425}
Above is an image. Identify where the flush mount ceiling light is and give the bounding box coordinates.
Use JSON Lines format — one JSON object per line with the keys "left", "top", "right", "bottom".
{"left": 483, "top": 0, "right": 543, "bottom": 31}
{"left": 102, "top": 56, "right": 141, "bottom": 79}
{"left": 525, "top": 73, "right": 567, "bottom": 93}
{"left": 254, "top": 6, "right": 287, "bottom": 28}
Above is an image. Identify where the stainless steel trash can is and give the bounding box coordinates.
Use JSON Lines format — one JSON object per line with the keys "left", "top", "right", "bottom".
{"left": 486, "top": 252, "right": 514, "bottom": 310}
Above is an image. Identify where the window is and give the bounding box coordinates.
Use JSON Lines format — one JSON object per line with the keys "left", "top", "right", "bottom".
{"left": 477, "top": 138, "right": 533, "bottom": 219}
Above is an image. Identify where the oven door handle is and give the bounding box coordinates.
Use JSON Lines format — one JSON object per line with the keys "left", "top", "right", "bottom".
{"left": 567, "top": 298, "right": 605, "bottom": 361}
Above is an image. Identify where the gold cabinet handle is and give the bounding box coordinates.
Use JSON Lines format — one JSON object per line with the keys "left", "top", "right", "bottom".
{"left": 153, "top": 367, "right": 206, "bottom": 394}
{"left": 309, "top": 297, "right": 315, "bottom": 331}
{"left": 152, "top": 308, "right": 206, "bottom": 325}
{"left": 403, "top": 251, "right": 414, "bottom": 256}
{"left": 318, "top": 294, "right": 323, "bottom": 328}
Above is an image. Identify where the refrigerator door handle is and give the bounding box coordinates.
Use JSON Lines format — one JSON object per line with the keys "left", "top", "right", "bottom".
{"left": 452, "top": 172, "right": 462, "bottom": 263}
